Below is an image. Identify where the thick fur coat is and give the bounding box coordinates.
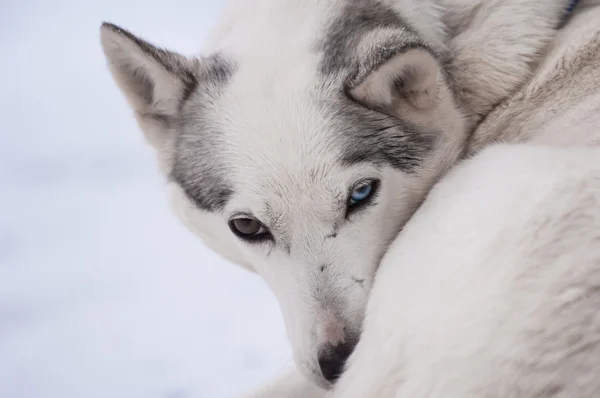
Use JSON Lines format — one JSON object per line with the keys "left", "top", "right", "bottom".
{"left": 246, "top": 2, "right": 600, "bottom": 396}
{"left": 99, "top": 0, "right": 600, "bottom": 396}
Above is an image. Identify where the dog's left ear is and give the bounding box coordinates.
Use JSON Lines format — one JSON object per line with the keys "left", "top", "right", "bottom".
{"left": 100, "top": 22, "right": 197, "bottom": 150}
{"left": 347, "top": 47, "right": 439, "bottom": 112}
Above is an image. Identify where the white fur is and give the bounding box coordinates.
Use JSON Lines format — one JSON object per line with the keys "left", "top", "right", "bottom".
{"left": 243, "top": 367, "right": 326, "bottom": 398}
{"left": 244, "top": 144, "right": 600, "bottom": 398}
{"left": 469, "top": 1, "right": 600, "bottom": 152}
{"left": 100, "top": 0, "right": 586, "bottom": 392}
{"left": 182, "top": 1, "right": 564, "bottom": 385}
{"left": 331, "top": 144, "right": 600, "bottom": 397}
{"left": 238, "top": 2, "right": 600, "bottom": 395}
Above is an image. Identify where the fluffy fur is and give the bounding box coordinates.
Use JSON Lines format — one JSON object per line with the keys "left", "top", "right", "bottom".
{"left": 469, "top": 0, "right": 600, "bottom": 151}
{"left": 245, "top": 144, "right": 600, "bottom": 398}
{"left": 332, "top": 144, "right": 600, "bottom": 398}
{"left": 98, "top": 0, "right": 599, "bottom": 394}
{"left": 244, "top": 2, "right": 600, "bottom": 396}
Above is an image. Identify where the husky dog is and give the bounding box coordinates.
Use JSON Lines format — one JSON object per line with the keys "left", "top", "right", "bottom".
{"left": 100, "top": 0, "right": 575, "bottom": 390}
{"left": 244, "top": 2, "right": 600, "bottom": 396}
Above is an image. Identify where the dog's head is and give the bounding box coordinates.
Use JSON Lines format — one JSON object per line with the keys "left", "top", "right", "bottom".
{"left": 100, "top": 0, "right": 466, "bottom": 387}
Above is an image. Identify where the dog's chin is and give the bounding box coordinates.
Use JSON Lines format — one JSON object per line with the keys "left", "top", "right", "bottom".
{"left": 303, "top": 369, "right": 339, "bottom": 390}
{"left": 298, "top": 363, "right": 335, "bottom": 390}
{"left": 311, "top": 374, "right": 335, "bottom": 390}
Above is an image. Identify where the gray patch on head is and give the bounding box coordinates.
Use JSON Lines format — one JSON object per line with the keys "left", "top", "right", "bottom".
{"left": 313, "top": 0, "right": 437, "bottom": 172}
{"left": 170, "top": 54, "right": 237, "bottom": 212}
{"left": 317, "top": 0, "right": 419, "bottom": 77}
{"left": 324, "top": 93, "right": 437, "bottom": 172}
{"left": 172, "top": 1, "right": 438, "bottom": 210}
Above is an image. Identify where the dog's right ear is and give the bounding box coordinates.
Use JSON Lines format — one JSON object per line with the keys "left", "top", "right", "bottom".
{"left": 100, "top": 22, "right": 197, "bottom": 150}
{"left": 347, "top": 47, "right": 440, "bottom": 113}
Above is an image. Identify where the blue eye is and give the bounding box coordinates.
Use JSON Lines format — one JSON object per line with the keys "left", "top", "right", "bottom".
{"left": 350, "top": 181, "right": 374, "bottom": 205}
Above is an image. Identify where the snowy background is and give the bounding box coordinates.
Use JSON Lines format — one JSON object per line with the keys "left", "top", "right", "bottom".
{"left": 0, "top": 1, "right": 291, "bottom": 397}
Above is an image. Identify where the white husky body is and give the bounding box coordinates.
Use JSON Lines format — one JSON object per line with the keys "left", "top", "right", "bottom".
{"left": 331, "top": 144, "right": 600, "bottom": 398}
{"left": 100, "top": 0, "right": 600, "bottom": 394}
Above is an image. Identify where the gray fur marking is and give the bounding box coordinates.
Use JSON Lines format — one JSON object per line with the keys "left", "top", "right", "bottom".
{"left": 173, "top": 0, "right": 438, "bottom": 213}
{"left": 102, "top": 23, "right": 238, "bottom": 213}
{"left": 326, "top": 93, "right": 437, "bottom": 172}
{"left": 318, "top": 0, "right": 418, "bottom": 77}
{"left": 317, "top": 0, "right": 437, "bottom": 173}
{"left": 171, "top": 55, "right": 237, "bottom": 212}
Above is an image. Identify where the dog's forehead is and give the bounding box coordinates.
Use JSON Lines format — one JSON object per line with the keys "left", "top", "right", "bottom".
{"left": 173, "top": 59, "right": 344, "bottom": 215}
{"left": 172, "top": 0, "right": 443, "bottom": 214}
{"left": 175, "top": 69, "right": 434, "bottom": 215}
{"left": 218, "top": 87, "right": 349, "bottom": 194}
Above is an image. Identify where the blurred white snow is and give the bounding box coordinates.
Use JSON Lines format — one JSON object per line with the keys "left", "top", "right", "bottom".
{"left": 0, "top": 1, "right": 291, "bottom": 397}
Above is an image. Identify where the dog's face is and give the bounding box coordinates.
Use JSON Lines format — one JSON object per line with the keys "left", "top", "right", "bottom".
{"left": 100, "top": 2, "right": 466, "bottom": 387}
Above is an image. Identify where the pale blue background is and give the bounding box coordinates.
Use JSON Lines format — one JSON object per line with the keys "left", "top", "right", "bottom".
{"left": 0, "top": 1, "right": 290, "bottom": 397}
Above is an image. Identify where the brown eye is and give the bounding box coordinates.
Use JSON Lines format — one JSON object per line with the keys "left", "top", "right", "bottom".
{"left": 229, "top": 217, "right": 270, "bottom": 242}
{"left": 232, "top": 218, "right": 261, "bottom": 235}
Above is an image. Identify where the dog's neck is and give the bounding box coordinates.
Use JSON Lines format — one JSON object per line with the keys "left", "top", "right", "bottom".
{"left": 438, "top": 1, "right": 569, "bottom": 136}
{"left": 466, "top": 0, "right": 600, "bottom": 155}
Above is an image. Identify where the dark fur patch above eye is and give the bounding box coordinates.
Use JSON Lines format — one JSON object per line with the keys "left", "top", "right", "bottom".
{"left": 314, "top": 1, "right": 436, "bottom": 172}
{"left": 325, "top": 94, "right": 437, "bottom": 172}
{"left": 170, "top": 55, "right": 238, "bottom": 213}
{"left": 170, "top": 168, "right": 234, "bottom": 212}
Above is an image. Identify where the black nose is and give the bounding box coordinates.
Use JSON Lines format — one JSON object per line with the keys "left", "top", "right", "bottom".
{"left": 318, "top": 343, "right": 354, "bottom": 383}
